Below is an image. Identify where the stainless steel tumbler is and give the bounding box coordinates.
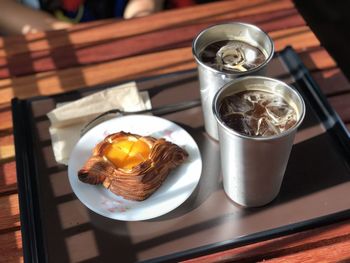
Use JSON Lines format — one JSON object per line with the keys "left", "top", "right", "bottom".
{"left": 213, "top": 76, "right": 305, "bottom": 207}
{"left": 192, "top": 22, "right": 274, "bottom": 140}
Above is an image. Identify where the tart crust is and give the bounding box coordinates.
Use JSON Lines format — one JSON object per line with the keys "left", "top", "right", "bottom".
{"left": 78, "top": 131, "right": 188, "bottom": 201}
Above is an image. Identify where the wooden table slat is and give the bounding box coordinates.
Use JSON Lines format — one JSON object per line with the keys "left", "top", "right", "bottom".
{"left": 0, "top": 230, "right": 23, "bottom": 263}
{"left": 0, "top": 103, "right": 13, "bottom": 131}
{"left": 0, "top": 134, "right": 15, "bottom": 162}
{"left": 0, "top": 194, "right": 20, "bottom": 232}
{"left": 0, "top": 161, "right": 17, "bottom": 195}
{"left": 185, "top": 220, "right": 350, "bottom": 262}
{"left": 262, "top": 239, "right": 350, "bottom": 262}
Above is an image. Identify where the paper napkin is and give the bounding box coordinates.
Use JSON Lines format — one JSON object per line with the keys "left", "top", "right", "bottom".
{"left": 47, "top": 82, "right": 151, "bottom": 165}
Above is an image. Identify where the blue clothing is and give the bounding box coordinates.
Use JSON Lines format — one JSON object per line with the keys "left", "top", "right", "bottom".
{"left": 60, "top": 0, "right": 128, "bottom": 22}
{"left": 22, "top": 0, "right": 128, "bottom": 22}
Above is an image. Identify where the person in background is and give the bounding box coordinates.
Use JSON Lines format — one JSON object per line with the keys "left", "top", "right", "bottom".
{"left": 0, "top": 0, "right": 165, "bottom": 35}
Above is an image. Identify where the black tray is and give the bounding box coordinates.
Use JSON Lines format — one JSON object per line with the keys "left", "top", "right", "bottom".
{"left": 12, "top": 47, "right": 350, "bottom": 263}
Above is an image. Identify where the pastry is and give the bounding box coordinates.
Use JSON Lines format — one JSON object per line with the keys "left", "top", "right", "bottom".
{"left": 78, "top": 131, "right": 188, "bottom": 201}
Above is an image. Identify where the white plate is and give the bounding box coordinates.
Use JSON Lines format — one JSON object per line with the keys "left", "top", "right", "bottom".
{"left": 68, "top": 115, "right": 202, "bottom": 221}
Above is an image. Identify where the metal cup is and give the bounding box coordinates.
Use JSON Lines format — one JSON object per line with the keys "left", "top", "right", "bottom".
{"left": 213, "top": 76, "right": 305, "bottom": 207}
{"left": 192, "top": 22, "right": 274, "bottom": 140}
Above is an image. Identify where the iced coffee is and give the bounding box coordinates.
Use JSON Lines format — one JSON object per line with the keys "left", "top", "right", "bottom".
{"left": 213, "top": 76, "right": 305, "bottom": 207}
{"left": 192, "top": 23, "right": 274, "bottom": 140}
{"left": 218, "top": 90, "right": 297, "bottom": 137}
{"left": 199, "top": 40, "right": 267, "bottom": 73}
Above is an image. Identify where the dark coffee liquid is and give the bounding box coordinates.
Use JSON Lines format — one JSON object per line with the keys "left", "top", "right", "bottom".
{"left": 199, "top": 40, "right": 266, "bottom": 73}
{"left": 219, "top": 90, "right": 297, "bottom": 136}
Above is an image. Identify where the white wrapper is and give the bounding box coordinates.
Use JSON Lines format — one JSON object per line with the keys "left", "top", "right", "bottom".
{"left": 47, "top": 82, "right": 151, "bottom": 165}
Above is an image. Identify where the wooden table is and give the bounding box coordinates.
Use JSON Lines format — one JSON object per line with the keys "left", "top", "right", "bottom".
{"left": 1, "top": 0, "right": 350, "bottom": 262}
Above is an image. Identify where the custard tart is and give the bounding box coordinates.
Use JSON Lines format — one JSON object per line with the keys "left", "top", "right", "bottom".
{"left": 78, "top": 131, "right": 188, "bottom": 201}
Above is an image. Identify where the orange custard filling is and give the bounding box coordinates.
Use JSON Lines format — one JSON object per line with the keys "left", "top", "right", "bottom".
{"left": 103, "top": 136, "right": 151, "bottom": 170}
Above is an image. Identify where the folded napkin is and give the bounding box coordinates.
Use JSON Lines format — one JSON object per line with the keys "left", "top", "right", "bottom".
{"left": 47, "top": 82, "right": 151, "bottom": 165}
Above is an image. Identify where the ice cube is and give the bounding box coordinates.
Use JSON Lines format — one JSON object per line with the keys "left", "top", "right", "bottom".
{"left": 216, "top": 44, "right": 247, "bottom": 71}
{"left": 221, "top": 112, "right": 246, "bottom": 134}
{"left": 221, "top": 94, "right": 253, "bottom": 113}
{"left": 243, "top": 91, "right": 268, "bottom": 105}
{"left": 243, "top": 115, "right": 259, "bottom": 136}
{"left": 219, "top": 90, "right": 297, "bottom": 137}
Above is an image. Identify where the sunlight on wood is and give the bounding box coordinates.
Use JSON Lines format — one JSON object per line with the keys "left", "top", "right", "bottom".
{"left": 0, "top": 231, "right": 23, "bottom": 262}
{"left": 322, "top": 68, "right": 340, "bottom": 79}
{"left": 8, "top": 195, "right": 19, "bottom": 218}
{"left": 299, "top": 48, "right": 337, "bottom": 71}
{"left": 24, "top": 32, "right": 54, "bottom": 54}
{"left": 0, "top": 161, "right": 17, "bottom": 188}
{"left": 14, "top": 232, "right": 24, "bottom": 262}
{"left": 37, "top": 74, "right": 63, "bottom": 94}
{"left": 80, "top": 47, "right": 195, "bottom": 86}
{"left": 309, "top": 49, "right": 337, "bottom": 69}
{"left": 0, "top": 195, "right": 20, "bottom": 231}
{"left": 264, "top": 239, "right": 350, "bottom": 262}
{"left": 0, "top": 145, "right": 15, "bottom": 161}
{"left": 271, "top": 26, "right": 320, "bottom": 51}
{"left": 0, "top": 72, "right": 62, "bottom": 104}
{"left": 0, "top": 32, "right": 50, "bottom": 57}
{"left": 0, "top": 113, "right": 13, "bottom": 131}
{"left": 0, "top": 79, "right": 14, "bottom": 107}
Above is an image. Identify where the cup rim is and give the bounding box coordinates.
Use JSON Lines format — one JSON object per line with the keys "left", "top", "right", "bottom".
{"left": 192, "top": 22, "right": 275, "bottom": 76}
{"left": 212, "top": 76, "right": 306, "bottom": 141}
